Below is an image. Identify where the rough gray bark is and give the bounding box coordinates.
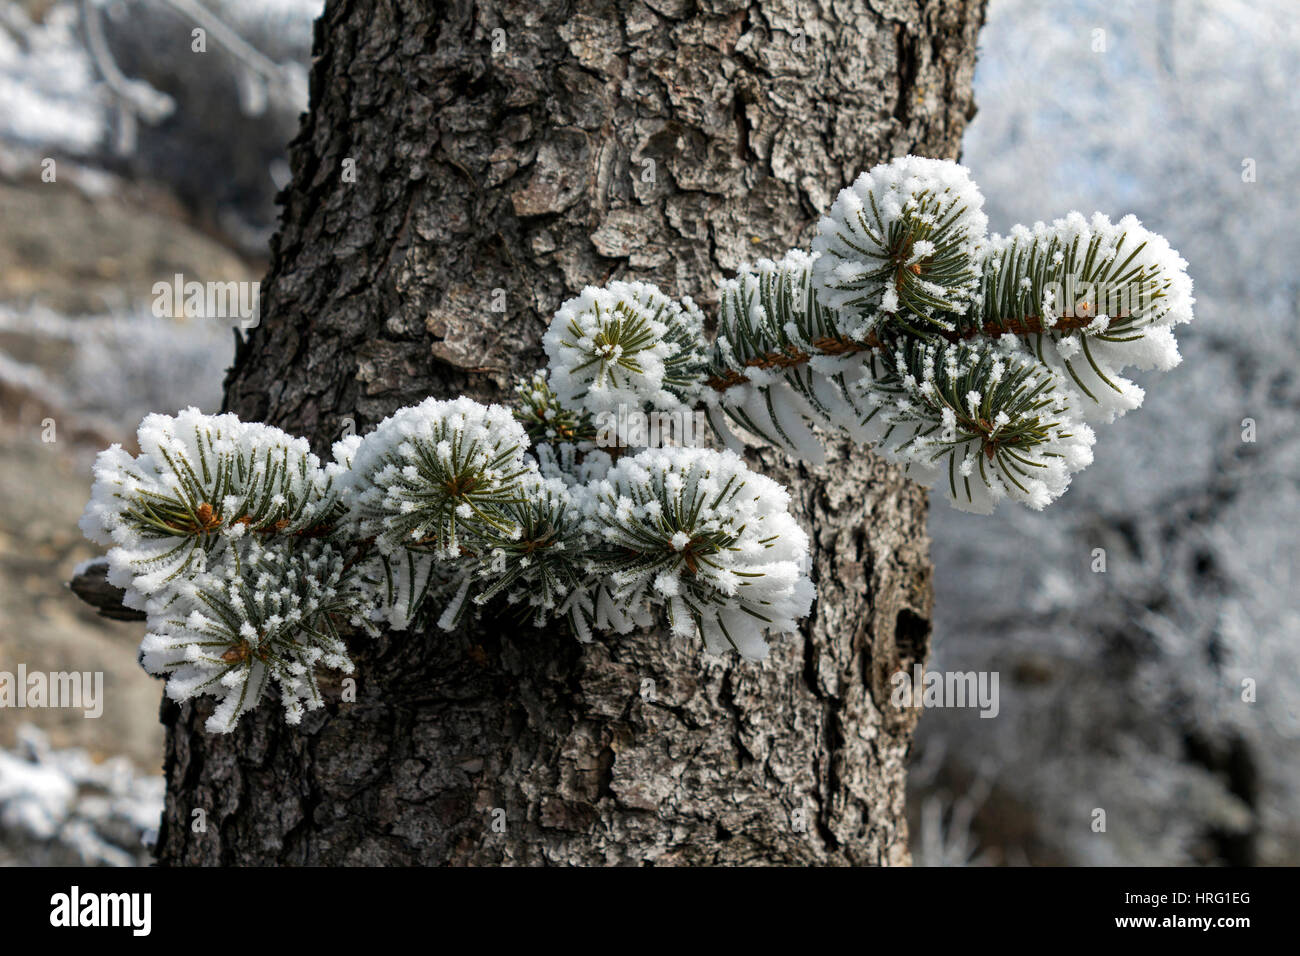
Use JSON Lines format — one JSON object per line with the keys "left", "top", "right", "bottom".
{"left": 153, "top": 0, "right": 984, "bottom": 865}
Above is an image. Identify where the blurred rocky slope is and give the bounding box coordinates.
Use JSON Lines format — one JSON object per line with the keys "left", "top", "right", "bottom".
{"left": 2, "top": 0, "right": 315, "bottom": 253}
{"left": 0, "top": 0, "right": 318, "bottom": 862}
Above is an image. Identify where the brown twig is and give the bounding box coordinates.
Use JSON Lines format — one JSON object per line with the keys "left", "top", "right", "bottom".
{"left": 68, "top": 559, "right": 146, "bottom": 622}
{"left": 705, "top": 311, "right": 1111, "bottom": 390}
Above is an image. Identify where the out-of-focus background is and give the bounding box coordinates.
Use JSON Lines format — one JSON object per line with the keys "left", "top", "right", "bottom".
{"left": 0, "top": 0, "right": 314, "bottom": 864}
{"left": 911, "top": 0, "right": 1300, "bottom": 867}
{"left": 0, "top": 0, "right": 1295, "bottom": 865}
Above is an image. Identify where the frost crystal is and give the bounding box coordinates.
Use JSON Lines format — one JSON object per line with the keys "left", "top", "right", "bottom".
{"left": 585, "top": 447, "right": 814, "bottom": 660}
{"left": 854, "top": 339, "right": 1096, "bottom": 513}
{"left": 543, "top": 281, "right": 707, "bottom": 416}
{"left": 706, "top": 249, "right": 867, "bottom": 464}
{"left": 813, "top": 155, "right": 989, "bottom": 331}
{"left": 978, "top": 212, "right": 1194, "bottom": 422}
{"left": 79, "top": 406, "right": 344, "bottom": 606}
{"left": 140, "top": 539, "right": 365, "bottom": 733}
{"left": 344, "top": 396, "right": 532, "bottom": 558}
{"left": 458, "top": 472, "right": 590, "bottom": 628}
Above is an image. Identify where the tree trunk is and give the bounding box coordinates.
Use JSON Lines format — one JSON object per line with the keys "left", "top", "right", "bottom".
{"left": 153, "top": 0, "right": 984, "bottom": 866}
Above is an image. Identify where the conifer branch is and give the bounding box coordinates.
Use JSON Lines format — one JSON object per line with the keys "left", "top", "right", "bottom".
{"left": 703, "top": 311, "right": 1113, "bottom": 390}
{"left": 74, "top": 155, "right": 1194, "bottom": 731}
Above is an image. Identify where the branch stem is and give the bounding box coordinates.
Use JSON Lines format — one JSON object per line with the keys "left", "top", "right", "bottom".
{"left": 706, "top": 312, "right": 1112, "bottom": 391}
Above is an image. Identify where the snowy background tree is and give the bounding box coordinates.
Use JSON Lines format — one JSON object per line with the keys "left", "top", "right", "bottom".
{"left": 913, "top": 0, "right": 1300, "bottom": 866}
